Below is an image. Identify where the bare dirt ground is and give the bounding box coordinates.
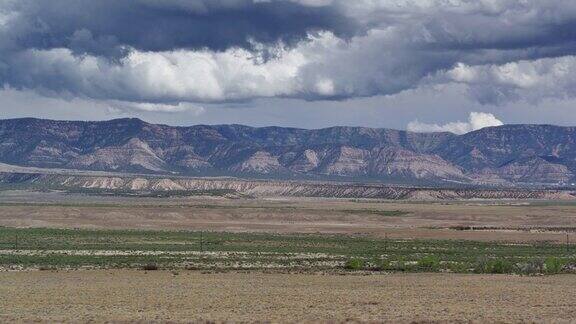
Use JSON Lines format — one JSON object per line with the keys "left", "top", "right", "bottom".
{"left": 1, "top": 191, "right": 576, "bottom": 243}
{"left": 1, "top": 191, "right": 576, "bottom": 323}
{"left": 0, "top": 270, "right": 575, "bottom": 323}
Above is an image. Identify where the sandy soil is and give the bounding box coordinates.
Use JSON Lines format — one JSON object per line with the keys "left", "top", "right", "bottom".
{"left": 0, "top": 270, "right": 575, "bottom": 323}
{"left": 1, "top": 191, "right": 576, "bottom": 243}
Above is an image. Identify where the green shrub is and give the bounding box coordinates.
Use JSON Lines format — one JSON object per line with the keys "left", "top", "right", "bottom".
{"left": 377, "top": 259, "right": 391, "bottom": 271}
{"left": 475, "top": 258, "right": 515, "bottom": 274}
{"left": 489, "top": 259, "right": 515, "bottom": 274}
{"left": 474, "top": 257, "right": 490, "bottom": 273}
{"left": 368, "top": 258, "right": 387, "bottom": 271}
{"left": 418, "top": 255, "right": 440, "bottom": 271}
{"left": 373, "top": 259, "right": 412, "bottom": 272}
{"left": 345, "top": 258, "right": 365, "bottom": 270}
{"left": 545, "top": 257, "right": 565, "bottom": 274}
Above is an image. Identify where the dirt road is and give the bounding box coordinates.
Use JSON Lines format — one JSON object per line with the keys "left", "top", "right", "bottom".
{"left": 1, "top": 270, "right": 575, "bottom": 323}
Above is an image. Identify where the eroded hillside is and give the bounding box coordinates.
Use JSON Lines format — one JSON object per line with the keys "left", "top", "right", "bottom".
{"left": 0, "top": 118, "right": 575, "bottom": 185}
{"left": 1, "top": 172, "right": 574, "bottom": 200}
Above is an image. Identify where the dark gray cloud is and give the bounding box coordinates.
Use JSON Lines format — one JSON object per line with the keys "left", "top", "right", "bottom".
{"left": 3, "top": 0, "right": 576, "bottom": 107}
{"left": 7, "top": 0, "right": 576, "bottom": 57}
{"left": 3, "top": 0, "right": 355, "bottom": 56}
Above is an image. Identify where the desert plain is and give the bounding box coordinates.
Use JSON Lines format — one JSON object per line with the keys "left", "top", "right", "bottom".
{"left": 1, "top": 190, "right": 576, "bottom": 323}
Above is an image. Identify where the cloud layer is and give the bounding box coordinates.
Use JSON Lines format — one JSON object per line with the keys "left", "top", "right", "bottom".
{"left": 3, "top": 0, "right": 576, "bottom": 108}
{"left": 444, "top": 57, "right": 576, "bottom": 105}
{"left": 407, "top": 112, "right": 504, "bottom": 134}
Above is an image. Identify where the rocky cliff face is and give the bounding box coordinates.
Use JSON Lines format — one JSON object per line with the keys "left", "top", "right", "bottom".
{"left": 1, "top": 172, "right": 574, "bottom": 200}
{"left": 0, "top": 118, "right": 575, "bottom": 185}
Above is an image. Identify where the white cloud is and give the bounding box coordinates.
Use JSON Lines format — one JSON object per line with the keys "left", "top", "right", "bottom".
{"left": 5, "top": 43, "right": 308, "bottom": 103}
{"left": 442, "top": 56, "right": 576, "bottom": 105}
{"left": 5, "top": 30, "right": 433, "bottom": 103}
{"left": 1, "top": 27, "right": 459, "bottom": 104}
{"left": 407, "top": 112, "right": 504, "bottom": 134}
{"left": 4, "top": 0, "right": 576, "bottom": 107}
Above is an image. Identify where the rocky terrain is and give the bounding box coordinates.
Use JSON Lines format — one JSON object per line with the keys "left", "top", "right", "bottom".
{"left": 0, "top": 171, "right": 574, "bottom": 200}
{"left": 0, "top": 118, "right": 575, "bottom": 186}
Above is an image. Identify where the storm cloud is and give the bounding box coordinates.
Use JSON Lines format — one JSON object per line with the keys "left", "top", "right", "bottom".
{"left": 3, "top": 0, "right": 576, "bottom": 107}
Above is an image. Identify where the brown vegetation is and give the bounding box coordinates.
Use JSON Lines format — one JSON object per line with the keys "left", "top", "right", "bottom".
{"left": 1, "top": 270, "right": 576, "bottom": 323}
{"left": 1, "top": 191, "right": 576, "bottom": 243}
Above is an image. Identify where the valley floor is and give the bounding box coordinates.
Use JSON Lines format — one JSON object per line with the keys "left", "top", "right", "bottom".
{"left": 1, "top": 190, "right": 576, "bottom": 243}
{"left": 2, "top": 191, "right": 576, "bottom": 323}
{"left": 1, "top": 270, "right": 576, "bottom": 323}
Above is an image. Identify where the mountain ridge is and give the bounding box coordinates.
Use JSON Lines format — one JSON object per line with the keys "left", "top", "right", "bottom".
{"left": 1, "top": 117, "right": 575, "bottom": 186}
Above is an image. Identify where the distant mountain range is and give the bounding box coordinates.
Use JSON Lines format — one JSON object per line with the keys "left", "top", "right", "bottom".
{"left": 0, "top": 118, "right": 575, "bottom": 186}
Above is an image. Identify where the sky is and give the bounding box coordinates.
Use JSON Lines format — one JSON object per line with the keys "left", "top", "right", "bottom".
{"left": 1, "top": 0, "right": 576, "bottom": 133}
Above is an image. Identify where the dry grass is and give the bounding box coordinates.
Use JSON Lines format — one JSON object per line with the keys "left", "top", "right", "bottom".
{"left": 1, "top": 270, "right": 576, "bottom": 323}
{"left": 1, "top": 192, "right": 576, "bottom": 243}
